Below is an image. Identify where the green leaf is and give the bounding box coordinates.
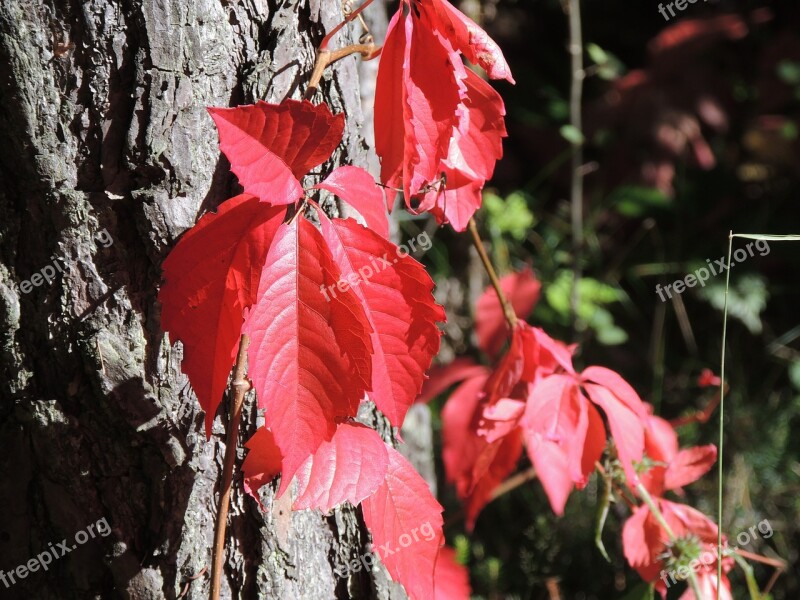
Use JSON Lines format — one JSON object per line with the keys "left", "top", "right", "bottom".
{"left": 608, "top": 185, "right": 670, "bottom": 217}
{"left": 617, "top": 582, "right": 655, "bottom": 600}
{"left": 697, "top": 274, "right": 769, "bottom": 334}
{"left": 777, "top": 60, "right": 800, "bottom": 85}
{"left": 587, "top": 43, "right": 626, "bottom": 80}
{"left": 595, "top": 471, "right": 612, "bottom": 562}
{"left": 483, "top": 191, "right": 536, "bottom": 241}
{"left": 545, "top": 272, "right": 626, "bottom": 345}
{"left": 560, "top": 124, "right": 585, "bottom": 145}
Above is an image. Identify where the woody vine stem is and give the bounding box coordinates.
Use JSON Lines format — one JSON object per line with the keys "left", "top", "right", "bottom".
{"left": 210, "top": 335, "right": 251, "bottom": 600}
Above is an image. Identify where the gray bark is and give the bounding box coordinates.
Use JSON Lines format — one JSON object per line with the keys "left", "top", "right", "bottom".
{"left": 0, "top": 0, "right": 416, "bottom": 598}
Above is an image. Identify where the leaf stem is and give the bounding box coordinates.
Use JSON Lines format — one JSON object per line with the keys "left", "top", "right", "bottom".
{"left": 467, "top": 217, "right": 517, "bottom": 328}
{"left": 210, "top": 334, "right": 251, "bottom": 600}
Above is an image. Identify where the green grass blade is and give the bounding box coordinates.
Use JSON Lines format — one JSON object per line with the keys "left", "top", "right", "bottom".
{"left": 731, "top": 234, "right": 800, "bottom": 241}
{"left": 717, "top": 231, "right": 733, "bottom": 600}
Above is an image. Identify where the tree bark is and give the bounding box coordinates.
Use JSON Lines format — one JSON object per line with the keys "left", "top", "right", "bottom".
{"left": 0, "top": 0, "right": 408, "bottom": 598}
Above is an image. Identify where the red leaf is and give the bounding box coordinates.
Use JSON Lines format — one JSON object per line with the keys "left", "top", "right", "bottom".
{"left": 463, "top": 429, "right": 522, "bottom": 530}
{"left": 414, "top": 70, "right": 507, "bottom": 231}
{"left": 476, "top": 268, "right": 541, "bottom": 357}
{"left": 403, "top": 14, "right": 465, "bottom": 199}
{"left": 663, "top": 445, "right": 717, "bottom": 491}
{"left": 244, "top": 217, "right": 374, "bottom": 489}
{"left": 433, "top": 547, "right": 471, "bottom": 600}
{"left": 313, "top": 166, "right": 390, "bottom": 239}
{"left": 521, "top": 375, "right": 599, "bottom": 515}
{"left": 416, "top": 358, "right": 489, "bottom": 404}
{"left": 641, "top": 412, "right": 716, "bottom": 495}
{"left": 375, "top": 10, "right": 409, "bottom": 191}
{"left": 159, "top": 194, "right": 285, "bottom": 436}
{"left": 319, "top": 214, "right": 445, "bottom": 428}
{"left": 623, "top": 499, "right": 728, "bottom": 587}
{"left": 482, "top": 322, "right": 527, "bottom": 404}
{"left": 362, "top": 446, "right": 444, "bottom": 600}
{"left": 441, "top": 373, "right": 489, "bottom": 494}
{"left": 208, "top": 100, "right": 344, "bottom": 204}
{"left": 423, "top": 0, "right": 515, "bottom": 83}
{"left": 581, "top": 366, "right": 649, "bottom": 419}
{"left": 477, "top": 397, "right": 525, "bottom": 443}
{"left": 293, "top": 422, "right": 388, "bottom": 513}
{"left": 380, "top": 11, "right": 465, "bottom": 200}
{"left": 583, "top": 382, "right": 645, "bottom": 485}
{"left": 242, "top": 427, "right": 283, "bottom": 509}
{"left": 697, "top": 368, "right": 722, "bottom": 387}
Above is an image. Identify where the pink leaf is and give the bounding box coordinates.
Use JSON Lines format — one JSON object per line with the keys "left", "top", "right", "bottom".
{"left": 314, "top": 166, "right": 390, "bottom": 240}
{"left": 583, "top": 382, "right": 645, "bottom": 485}
{"left": 415, "top": 69, "right": 507, "bottom": 231}
{"left": 208, "top": 100, "right": 344, "bottom": 204}
{"left": 244, "top": 217, "right": 374, "bottom": 490}
{"left": 433, "top": 547, "right": 471, "bottom": 600}
{"left": 581, "top": 365, "right": 648, "bottom": 419}
{"left": 402, "top": 14, "right": 464, "bottom": 199}
{"left": 424, "top": 0, "right": 515, "bottom": 83}
{"left": 362, "top": 446, "right": 444, "bottom": 600}
{"left": 319, "top": 214, "right": 445, "bottom": 428}
{"left": 663, "top": 445, "right": 717, "bottom": 491}
{"left": 293, "top": 422, "right": 389, "bottom": 513}
{"left": 521, "top": 375, "right": 591, "bottom": 515}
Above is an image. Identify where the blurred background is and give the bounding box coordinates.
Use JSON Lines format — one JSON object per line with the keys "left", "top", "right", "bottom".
{"left": 399, "top": 0, "right": 800, "bottom": 597}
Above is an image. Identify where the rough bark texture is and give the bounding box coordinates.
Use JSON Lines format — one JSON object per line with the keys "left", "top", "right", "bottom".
{"left": 0, "top": 0, "right": 419, "bottom": 598}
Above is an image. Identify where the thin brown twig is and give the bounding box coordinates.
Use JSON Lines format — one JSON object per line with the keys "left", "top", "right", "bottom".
{"left": 467, "top": 217, "right": 517, "bottom": 328}
{"left": 489, "top": 466, "right": 536, "bottom": 501}
{"left": 304, "top": 43, "right": 380, "bottom": 100}
{"left": 732, "top": 547, "right": 787, "bottom": 570}
{"left": 304, "top": 0, "right": 381, "bottom": 100}
{"left": 320, "top": 0, "right": 376, "bottom": 51}
{"left": 178, "top": 566, "right": 208, "bottom": 599}
{"left": 210, "top": 334, "right": 251, "bottom": 600}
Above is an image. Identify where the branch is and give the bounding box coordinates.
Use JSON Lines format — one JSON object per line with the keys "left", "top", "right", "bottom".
{"left": 566, "top": 0, "right": 584, "bottom": 332}
{"left": 210, "top": 334, "right": 251, "bottom": 600}
{"left": 304, "top": 43, "right": 380, "bottom": 100}
{"left": 467, "top": 217, "right": 517, "bottom": 328}
{"left": 304, "top": 0, "right": 381, "bottom": 100}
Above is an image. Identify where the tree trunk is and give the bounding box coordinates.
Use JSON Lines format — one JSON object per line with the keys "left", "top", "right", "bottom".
{"left": 0, "top": 0, "right": 409, "bottom": 598}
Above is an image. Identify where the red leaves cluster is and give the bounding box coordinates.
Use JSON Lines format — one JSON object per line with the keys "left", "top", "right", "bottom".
{"left": 375, "top": 0, "right": 512, "bottom": 230}
{"left": 160, "top": 99, "right": 450, "bottom": 598}
{"left": 428, "top": 268, "right": 727, "bottom": 596}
